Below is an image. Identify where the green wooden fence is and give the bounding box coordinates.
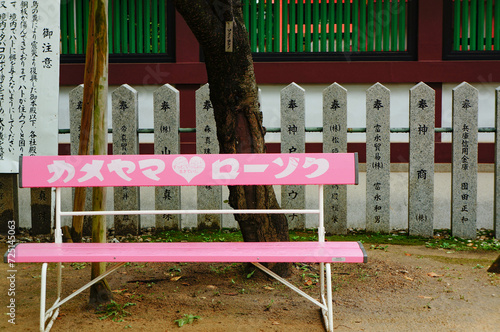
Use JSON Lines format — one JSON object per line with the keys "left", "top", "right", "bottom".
{"left": 243, "top": 0, "right": 410, "bottom": 53}
{"left": 60, "top": 0, "right": 168, "bottom": 55}
{"left": 452, "top": 0, "right": 500, "bottom": 51}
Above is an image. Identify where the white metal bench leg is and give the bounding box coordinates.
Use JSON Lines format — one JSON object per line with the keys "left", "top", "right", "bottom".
{"left": 320, "top": 262, "right": 325, "bottom": 302}
{"left": 39, "top": 261, "right": 125, "bottom": 332}
{"left": 44, "top": 261, "right": 127, "bottom": 318}
{"left": 320, "top": 263, "right": 334, "bottom": 332}
{"left": 251, "top": 262, "right": 327, "bottom": 311}
{"left": 40, "top": 263, "right": 47, "bottom": 332}
{"left": 253, "top": 261, "right": 335, "bottom": 331}
{"left": 44, "top": 307, "right": 60, "bottom": 332}
{"left": 40, "top": 263, "right": 61, "bottom": 332}
{"left": 325, "top": 263, "right": 334, "bottom": 332}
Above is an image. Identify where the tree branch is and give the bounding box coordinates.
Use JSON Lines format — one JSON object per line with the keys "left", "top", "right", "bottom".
{"left": 173, "top": 0, "right": 225, "bottom": 54}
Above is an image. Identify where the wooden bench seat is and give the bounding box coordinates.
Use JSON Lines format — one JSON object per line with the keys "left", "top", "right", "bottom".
{"left": 8, "top": 241, "right": 367, "bottom": 263}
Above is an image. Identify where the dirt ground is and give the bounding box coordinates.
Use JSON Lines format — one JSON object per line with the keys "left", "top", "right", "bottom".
{"left": 1, "top": 242, "right": 499, "bottom": 332}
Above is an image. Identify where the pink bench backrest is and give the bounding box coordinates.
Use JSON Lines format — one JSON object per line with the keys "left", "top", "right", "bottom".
{"left": 19, "top": 153, "right": 358, "bottom": 188}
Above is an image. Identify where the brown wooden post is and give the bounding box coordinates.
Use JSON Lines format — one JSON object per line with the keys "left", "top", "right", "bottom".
{"left": 0, "top": 174, "right": 18, "bottom": 233}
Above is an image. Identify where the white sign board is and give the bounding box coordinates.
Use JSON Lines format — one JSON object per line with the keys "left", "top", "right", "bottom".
{"left": 0, "top": 0, "right": 60, "bottom": 173}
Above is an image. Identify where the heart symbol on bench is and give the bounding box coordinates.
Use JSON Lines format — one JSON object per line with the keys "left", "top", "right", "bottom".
{"left": 172, "top": 156, "right": 206, "bottom": 183}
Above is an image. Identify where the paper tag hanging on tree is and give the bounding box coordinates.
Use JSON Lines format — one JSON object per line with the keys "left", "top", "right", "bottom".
{"left": 225, "top": 21, "right": 234, "bottom": 52}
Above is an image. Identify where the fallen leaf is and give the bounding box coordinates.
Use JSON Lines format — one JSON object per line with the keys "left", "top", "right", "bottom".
{"left": 112, "top": 289, "right": 127, "bottom": 293}
{"left": 170, "top": 276, "right": 182, "bottom": 282}
{"left": 405, "top": 253, "right": 412, "bottom": 256}
{"left": 264, "top": 286, "right": 275, "bottom": 290}
{"left": 304, "top": 280, "right": 313, "bottom": 286}
{"left": 427, "top": 272, "right": 443, "bottom": 278}
{"left": 404, "top": 276, "right": 413, "bottom": 281}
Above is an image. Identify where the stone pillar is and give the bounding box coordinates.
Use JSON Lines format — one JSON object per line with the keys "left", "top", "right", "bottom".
{"left": 281, "top": 83, "right": 306, "bottom": 230}
{"left": 0, "top": 174, "right": 18, "bottom": 233}
{"left": 154, "top": 84, "right": 181, "bottom": 230}
{"left": 323, "top": 83, "right": 348, "bottom": 234}
{"left": 30, "top": 187, "right": 51, "bottom": 235}
{"left": 409, "top": 82, "right": 435, "bottom": 237}
{"left": 69, "top": 85, "right": 88, "bottom": 152}
{"left": 366, "top": 83, "right": 391, "bottom": 233}
{"left": 196, "top": 84, "right": 221, "bottom": 229}
{"left": 496, "top": 87, "right": 500, "bottom": 239}
{"left": 112, "top": 84, "right": 140, "bottom": 235}
{"left": 69, "top": 84, "right": 92, "bottom": 235}
{"left": 452, "top": 82, "right": 478, "bottom": 239}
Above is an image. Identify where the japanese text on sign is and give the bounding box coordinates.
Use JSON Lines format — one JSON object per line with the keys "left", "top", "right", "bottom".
{"left": 0, "top": 0, "right": 59, "bottom": 173}
{"left": 20, "top": 153, "right": 358, "bottom": 188}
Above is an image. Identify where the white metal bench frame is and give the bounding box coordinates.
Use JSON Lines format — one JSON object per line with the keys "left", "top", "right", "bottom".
{"left": 8, "top": 153, "right": 365, "bottom": 332}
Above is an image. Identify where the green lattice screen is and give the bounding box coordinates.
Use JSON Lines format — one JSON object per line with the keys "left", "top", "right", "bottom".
{"left": 242, "top": 0, "right": 410, "bottom": 53}
{"left": 452, "top": 0, "right": 500, "bottom": 51}
{"left": 60, "top": 0, "right": 168, "bottom": 55}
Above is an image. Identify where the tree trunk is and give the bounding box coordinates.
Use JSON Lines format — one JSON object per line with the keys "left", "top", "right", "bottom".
{"left": 488, "top": 255, "right": 500, "bottom": 274}
{"left": 174, "top": 0, "right": 290, "bottom": 276}
{"left": 71, "top": 1, "right": 98, "bottom": 243}
{"left": 86, "top": 0, "right": 112, "bottom": 307}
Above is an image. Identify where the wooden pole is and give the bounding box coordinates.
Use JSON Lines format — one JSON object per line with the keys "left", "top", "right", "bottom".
{"left": 90, "top": 0, "right": 111, "bottom": 307}
{"left": 73, "top": 0, "right": 111, "bottom": 306}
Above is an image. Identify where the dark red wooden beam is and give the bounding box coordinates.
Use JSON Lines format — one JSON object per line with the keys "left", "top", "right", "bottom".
{"left": 60, "top": 60, "right": 500, "bottom": 86}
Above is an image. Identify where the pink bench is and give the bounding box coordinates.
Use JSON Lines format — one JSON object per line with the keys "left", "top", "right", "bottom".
{"left": 7, "top": 153, "right": 365, "bottom": 332}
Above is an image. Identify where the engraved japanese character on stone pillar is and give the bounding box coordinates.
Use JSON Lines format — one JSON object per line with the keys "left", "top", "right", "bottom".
{"left": 281, "top": 83, "right": 305, "bottom": 230}
{"left": 196, "top": 84, "right": 221, "bottom": 229}
{"left": 154, "top": 84, "right": 180, "bottom": 230}
{"left": 366, "top": 83, "right": 390, "bottom": 233}
{"left": 323, "top": 83, "right": 348, "bottom": 234}
{"left": 452, "top": 82, "right": 478, "bottom": 239}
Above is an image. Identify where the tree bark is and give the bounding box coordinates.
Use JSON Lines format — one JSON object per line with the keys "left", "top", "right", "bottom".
{"left": 174, "top": 0, "right": 290, "bottom": 276}
{"left": 488, "top": 255, "right": 500, "bottom": 273}
{"left": 86, "top": 0, "right": 112, "bottom": 307}
{"left": 71, "top": 0, "right": 98, "bottom": 243}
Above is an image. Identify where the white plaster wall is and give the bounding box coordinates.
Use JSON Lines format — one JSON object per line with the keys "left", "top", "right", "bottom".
{"left": 58, "top": 82, "right": 500, "bottom": 144}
